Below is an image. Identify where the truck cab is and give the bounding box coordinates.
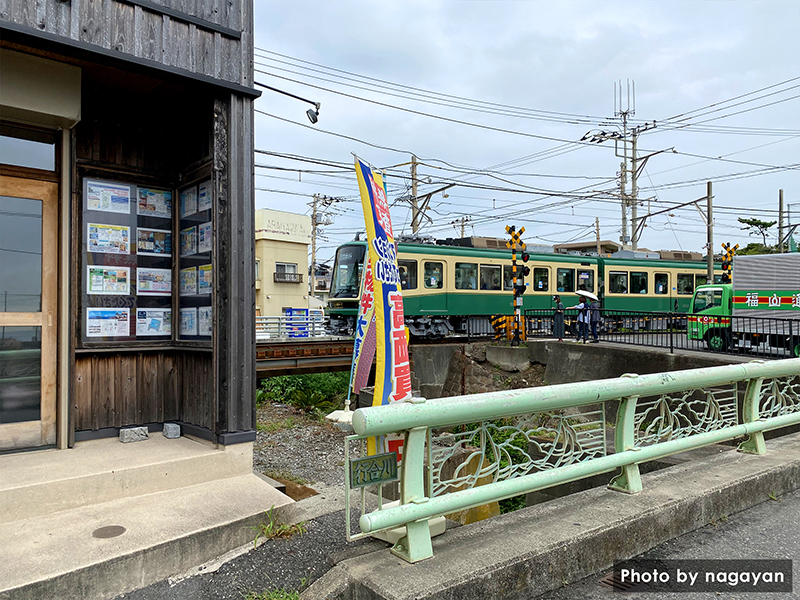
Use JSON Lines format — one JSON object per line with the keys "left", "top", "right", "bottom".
{"left": 687, "top": 284, "right": 734, "bottom": 350}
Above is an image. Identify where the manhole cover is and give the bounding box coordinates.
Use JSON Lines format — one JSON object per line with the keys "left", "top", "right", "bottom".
{"left": 598, "top": 571, "right": 642, "bottom": 592}
{"left": 92, "top": 525, "right": 127, "bottom": 539}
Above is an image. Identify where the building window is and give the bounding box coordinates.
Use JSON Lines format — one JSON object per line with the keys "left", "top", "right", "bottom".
{"left": 274, "top": 263, "right": 302, "bottom": 283}
{"left": 255, "top": 259, "right": 260, "bottom": 281}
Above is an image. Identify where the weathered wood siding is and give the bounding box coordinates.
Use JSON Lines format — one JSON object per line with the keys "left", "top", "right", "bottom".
{"left": 73, "top": 351, "right": 213, "bottom": 430}
{"left": 0, "top": 0, "right": 250, "bottom": 87}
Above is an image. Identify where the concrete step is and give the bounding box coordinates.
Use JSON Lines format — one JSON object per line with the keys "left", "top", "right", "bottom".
{"left": 0, "top": 435, "right": 254, "bottom": 523}
{"left": 0, "top": 473, "right": 294, "bottom": 600}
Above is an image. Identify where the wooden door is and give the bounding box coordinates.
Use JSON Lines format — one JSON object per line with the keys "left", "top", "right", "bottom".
{"left": 0, "top": 176, "right": 58, "bottom": 450}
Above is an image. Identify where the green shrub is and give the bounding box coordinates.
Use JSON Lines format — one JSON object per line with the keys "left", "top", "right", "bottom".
{"left": 256, "top": 372, "right": 350, "bottom": 406}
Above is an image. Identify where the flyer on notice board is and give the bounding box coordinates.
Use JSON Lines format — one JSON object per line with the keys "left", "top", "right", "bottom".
{"left": 87, "top": 266, "right": 130, "bottom": 295}
{"left": 180, "top": 226, "right": 197, "bottom": 256}
{"left": 180, "top": 187, "right": 198, "bottom": 218}
{"left": 87, "top": 223, "right": 130, "bottom": 254}
{"left": 86, "top": 181, "right": 131, "bottom": 214}
{"left": 198, "top": 222, "right": 212, "bottom": 253}
{"left": 180, "top": 266, "right": 197, "bottom": 295}
{"left": 137, "top": 228, "right": 172, "bottom": 256}
{"left": 137, "top": 268, "right": 172, "bottom": 296}
{"left": 86, "top": 308, "right": 130, "bottom": 337}
{"left": 180, "top": 307, "right": 198, "bottom": 336}
{"left": 198, "top": 306, "right": 212, "bottom": 336}
{"left": 137, "top": 188, "right": 172, "bottom": 218}
{"left": 198, "top": 180, "right": 212, "bottom": 212}
{"left": 198, "top": 264, "right": 212, "bottom": 295}
{"left": 136, "top": 308, "right": 171, "bottom": 336}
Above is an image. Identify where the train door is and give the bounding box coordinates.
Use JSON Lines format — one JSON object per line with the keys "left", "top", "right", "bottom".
{"left": 422, "top": 260, "right": 447, "bottom": 313}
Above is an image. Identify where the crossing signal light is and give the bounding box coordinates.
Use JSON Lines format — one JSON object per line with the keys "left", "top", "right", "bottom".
{"left": 521, "top": 251, "right": 530, "bottom": 262}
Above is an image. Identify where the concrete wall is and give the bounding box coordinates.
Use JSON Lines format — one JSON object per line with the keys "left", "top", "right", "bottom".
{"left": 529, "top": 340, "right": 752, "bottom": 386}
{"left": 409, "top": 344, "right": 463, "bottom": 399}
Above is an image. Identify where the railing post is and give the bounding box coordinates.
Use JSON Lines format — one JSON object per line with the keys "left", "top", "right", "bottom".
{"left": 608, "top": 378, "right": 642, "bottom": 494}
{"left": 669, "top": 312, "right": 674, "bottom": 354}
{"left": 390, "top": 426, "right": 433, "bottom": 563}
{"left": 738, "top": 375, "right": 766, "bottom": 455}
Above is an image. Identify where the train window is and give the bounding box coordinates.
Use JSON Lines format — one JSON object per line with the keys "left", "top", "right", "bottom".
{"left": 631, "top": 272, "right": 648, "bottom": 294}
{"left": 503, "top": 265, "right": 514, "bottom": 291}
{"left": 424, "top": 261, "right": 444, "bottom": 289}
{"left": 398, "top": 260, "right": 417, "bottom": 290}
{"left": 330, "top": 245, "right": 366, "bottom": 298}
{"left": 695, "top": 274, "right": 708, "bottom": 287}
{"left": 479, "top": 265, "right": 501, "bottom": 291}
{"left": 556, "top": 268, "right": 574, "bottom": 293}
{"left": 655, "top": 273, "right": 668, "bottom": 294}
{"left": 677, "top": 273, "right": 694, "bottom": 295}
{"left": 578, "top": 270, "right": 594, "bottom": 293}
{"left": 455, "top": 263, "right": 478, "bottom": 290}
{"left": 609, "top": 271, "right": 628, "bottom": 294}
{"left": 533, "top": 267, "right": 549, "bottom": 292}
{"left": 713, "top": 274, "right": 724, "bottom": 284}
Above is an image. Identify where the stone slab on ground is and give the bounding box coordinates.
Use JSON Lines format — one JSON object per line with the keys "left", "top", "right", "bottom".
{"left": 119, "top": 427, "right": 148, "bottom": 443}
{"left": 302, "top": 432, "right": 800, "bottom": 600}
{"left": 486, "top": 344, "right": 531, "bottom": 372}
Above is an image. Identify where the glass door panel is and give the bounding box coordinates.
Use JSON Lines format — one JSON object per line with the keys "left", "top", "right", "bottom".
{"left": 0, "top": 177, "right": 58, "bottom": 450}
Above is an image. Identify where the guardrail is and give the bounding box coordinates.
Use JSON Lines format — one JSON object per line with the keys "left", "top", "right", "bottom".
{"left": 255, "top": 314, "right": 327, "bottom": 340}
{"left": 524, "top": 309, "right": 799, "bottom": 358}
{"left": 344, "top": 358, "right": 800, "bottom": 562}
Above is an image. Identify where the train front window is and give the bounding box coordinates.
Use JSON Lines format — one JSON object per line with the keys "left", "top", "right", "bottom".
{"left": 556, "top": 268, "right": 574, "bottom": 293}
{"left": 330, "top": 245, "right": 366, "bottom": 298}
{"left": 609, "top": 271, "right": 628, "bottom": 294}
{"left": 655, "top": 273, "right": 668, "bottom": 294}
{"left": 578, "top": 270, "right": 594, "bottom": 293}
{"left": 534, "top": 267, "right": 549, "bottom": 292}
{"left": 480, "top": 265, "right": 501, "bottom": 290}
{"left": 424, "top": 261, "right": 443, "bottom": 289}
{"left": 398, "top": 259, "right": 417, "bottom": 290}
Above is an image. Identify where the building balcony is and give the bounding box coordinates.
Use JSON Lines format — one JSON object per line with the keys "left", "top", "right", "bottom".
{"left": 274, "top": 272, "right": 303, "bottom": 283}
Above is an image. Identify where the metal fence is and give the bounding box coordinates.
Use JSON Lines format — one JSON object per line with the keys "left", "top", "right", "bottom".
{"left": 524, "top": 308, "right": 800, "bottom": 358}
{"left": 344, "top": 358, "right": 800, "bottom": 562}
{"left": 255, "top": 314, "right": 328, "bottom": 340}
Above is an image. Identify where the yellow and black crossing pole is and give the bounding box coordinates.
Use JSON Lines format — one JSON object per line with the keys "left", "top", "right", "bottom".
{"left": 505, "top": 225, "right": 528, "bottom": 346}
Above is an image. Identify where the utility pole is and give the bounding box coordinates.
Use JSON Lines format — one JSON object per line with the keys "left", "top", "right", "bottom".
{"left": 411, "top": 155, "right": 419, "bottom": 233}
{"left": 707, "top": 182, "right": 714, "bottom": 282}
{"left": 451, "top": 216, "right": 472, "bottom": 238}
{"left": 595, "top": 218, "right": 601, "bottom": 255}
{"left": 309, "top": 194, "right": 344, "bottom": 290}
{"left": 779, "top": 189, "right": 784, "bottom": 253}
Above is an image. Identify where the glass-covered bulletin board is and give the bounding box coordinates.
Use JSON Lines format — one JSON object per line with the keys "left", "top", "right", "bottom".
{"left": 80, "top": 177, "right": 212, "bottom": 344}
{"left": 178, "top": 181, "right": 213, "bottom": 341}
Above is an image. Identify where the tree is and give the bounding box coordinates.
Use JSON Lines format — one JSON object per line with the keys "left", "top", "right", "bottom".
{"left": 738, "top": 217, "right": 777, "bottom": 246}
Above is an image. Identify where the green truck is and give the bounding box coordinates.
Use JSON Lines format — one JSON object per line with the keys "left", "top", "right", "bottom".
{"left": 687, "top": 254, "right": 800, "bottom": 356}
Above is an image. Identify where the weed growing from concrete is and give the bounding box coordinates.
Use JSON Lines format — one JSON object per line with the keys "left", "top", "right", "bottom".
{"left": 252, "top": 508, "right": 308, "bottom": 549}
{"left": 243, "top": 590, "right": 299, "bottom": 600}
{"left": 257, "top": 418, "right": 298, "bottom": 433}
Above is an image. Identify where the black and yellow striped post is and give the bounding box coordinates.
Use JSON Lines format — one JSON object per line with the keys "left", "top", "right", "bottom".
{"left": 505, "top": 225, "right": 527, "bottom": 347}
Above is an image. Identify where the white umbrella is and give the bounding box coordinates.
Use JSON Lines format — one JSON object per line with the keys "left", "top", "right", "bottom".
{"left": 575, "top": 290, "right": 599, "bottom": 301}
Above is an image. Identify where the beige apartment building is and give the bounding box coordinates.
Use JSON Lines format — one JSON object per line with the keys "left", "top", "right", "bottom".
{"left": 255, "top": 208, "right": 312, "bottom": 316}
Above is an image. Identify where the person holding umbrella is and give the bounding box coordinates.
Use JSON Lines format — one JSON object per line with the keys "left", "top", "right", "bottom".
{"left": 571, "top": 289, "right": 599, "bottom": 343}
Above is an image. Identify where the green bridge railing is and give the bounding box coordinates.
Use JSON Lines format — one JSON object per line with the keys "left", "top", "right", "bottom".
{"left": 344, "top": 358, "right": 800, "bottom": 562}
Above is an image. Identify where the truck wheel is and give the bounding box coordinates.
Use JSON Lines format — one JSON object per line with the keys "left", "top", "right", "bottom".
{"left": 706, "top": 329, "right": 729, "bottom": 352}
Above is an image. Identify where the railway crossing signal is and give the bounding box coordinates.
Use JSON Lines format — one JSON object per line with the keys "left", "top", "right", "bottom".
{"left": 720, "top": 242, "right": 738, "bottom": 284}
{"left": 505, "top": 225, "right": 528, "bottom": 346}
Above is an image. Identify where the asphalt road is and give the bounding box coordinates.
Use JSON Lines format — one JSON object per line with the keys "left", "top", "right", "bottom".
{"left": 538, "top": 488, "right": 800, "bottom": 600}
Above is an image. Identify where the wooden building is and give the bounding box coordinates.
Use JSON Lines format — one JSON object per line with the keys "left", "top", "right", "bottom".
{"left": 1, "top": 0, "right": 258, "bottom": 451}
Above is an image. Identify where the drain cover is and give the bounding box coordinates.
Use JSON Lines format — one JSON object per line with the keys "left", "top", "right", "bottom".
{"left": 598, "top": 571, "right": 642, "bottom": 592}
{"left": 92, "top": 525, "right": 126, "bottom": 539}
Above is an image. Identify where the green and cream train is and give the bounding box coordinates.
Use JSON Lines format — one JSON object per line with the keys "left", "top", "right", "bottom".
{"left": 327, "top": 240, "right": 721, "bottom": 337}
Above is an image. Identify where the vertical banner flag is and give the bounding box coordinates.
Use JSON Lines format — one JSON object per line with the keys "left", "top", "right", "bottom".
{"left": 354, "top": 156, "right": 413, "bottom": 456}
{"left": 350, "top": 256, "right": 377, "bottom": 395}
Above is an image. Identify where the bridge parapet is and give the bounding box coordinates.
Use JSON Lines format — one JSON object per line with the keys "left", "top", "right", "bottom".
{"left": 345, "top": 358, "right": 800, "bottom": 563}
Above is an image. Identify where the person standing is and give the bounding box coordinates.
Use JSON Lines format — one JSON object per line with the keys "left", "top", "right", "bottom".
{"left": 589, "top": 298, "right": 600, "bottom": 342}
{"left": 570, "top": 297, "right": 589, "bottom": 343}
{"left": 552, "top": 295, "right": 565, "bottom": 341}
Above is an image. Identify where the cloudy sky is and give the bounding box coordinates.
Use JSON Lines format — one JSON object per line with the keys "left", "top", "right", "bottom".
{"left": 252, "top": 0, "right": 800, "bottom": 266}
